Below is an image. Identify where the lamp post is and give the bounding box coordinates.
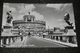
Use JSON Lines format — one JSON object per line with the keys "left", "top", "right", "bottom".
{"left": 48, "top": 26, "right": 49, "bottom": 34}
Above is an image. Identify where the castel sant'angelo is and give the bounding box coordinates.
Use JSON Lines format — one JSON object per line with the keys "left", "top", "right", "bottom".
{"left": 12, "top": 12, "right": 46, "bottom": 35}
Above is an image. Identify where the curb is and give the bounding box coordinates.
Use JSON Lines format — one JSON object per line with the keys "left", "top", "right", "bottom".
{"left": 44, "top": 38, "right": 77, "bottom": 47}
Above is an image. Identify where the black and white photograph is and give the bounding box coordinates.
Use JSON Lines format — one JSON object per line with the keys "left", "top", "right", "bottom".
{"left": 0, "top": 3, "right": 78, "bottom": 47}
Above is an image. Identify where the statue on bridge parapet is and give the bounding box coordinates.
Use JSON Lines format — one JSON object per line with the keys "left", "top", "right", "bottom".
{"left": 64, "top": 12, "right": 76, "bottom": 34}
{"left": 64, "top": 12, "right": 73, "bottom": 26}
{"left": 64, "top": 12, "right": 73, "bottom": 29}
{"left": 1, "top": 11, "right": 14, "bottom": 47}
{"left": 63, "top": 12, "right": 77, "bottom": 44}
{"left": 6, "top": 11, "right": 13, "bottom": 26}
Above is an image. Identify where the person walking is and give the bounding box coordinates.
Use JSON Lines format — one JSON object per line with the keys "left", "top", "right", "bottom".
{"left": 28, "top": 32, "right": 31, "bottom": 37}
{"left": 18, "top": 29, "right": 23, "bottom": 41}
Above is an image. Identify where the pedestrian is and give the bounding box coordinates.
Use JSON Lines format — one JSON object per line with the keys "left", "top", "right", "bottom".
{"left": 21, "top": 35, "right": 23, "bottom": 41}
{"left": 28, "top": 32, "right": 31, "bottom": 37}
{"left": 1, "top": 28, "right": 3, "bottom": 32}
{"left": 43, "top": 33, "right": 47, "bottom": 38}
{"left": 18, "top": 29, "right": 23, "bottom": 41}
{"left": 1, "top": 26, "right": 4, "bottom": 32}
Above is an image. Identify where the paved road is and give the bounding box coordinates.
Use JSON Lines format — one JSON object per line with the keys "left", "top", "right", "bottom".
{"left": 21, "top": 36, "right": 68, "bottom": 47}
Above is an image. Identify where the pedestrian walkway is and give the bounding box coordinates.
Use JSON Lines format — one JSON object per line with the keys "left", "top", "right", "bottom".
{"left": 35, "top": 36, "right": 78, "bottom": 47}
{"left": 6, "top": 36, "right": 27, "bottom": 47}
{"left": 45, "top": 38, "right": 77, "bottom": 47}
{"left": 6, "top": 36, "right": 78, "bottom": 47}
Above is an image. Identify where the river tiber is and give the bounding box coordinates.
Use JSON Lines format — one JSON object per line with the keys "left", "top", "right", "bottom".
{"left": 0, "top": 3, "right": 77, "bottom": 47}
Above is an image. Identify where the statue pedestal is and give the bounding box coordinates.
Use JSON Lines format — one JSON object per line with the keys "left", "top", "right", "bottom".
{"left": 65, "top": 26, "right": 74, "bottom": 29}
{"left": 1, "top": 25, "right": 13, "bottom": 47}
{"left": 63, "top": 29, "right": 76, "bottom": 36}
{"left": 63, "top": 26, "right": 77, "bottom": 44}
{"left": 64, "top": 26, "right": 75, "bottom": 35}
{"left": 2, "top": 25, "right": 12, "bottom": 36}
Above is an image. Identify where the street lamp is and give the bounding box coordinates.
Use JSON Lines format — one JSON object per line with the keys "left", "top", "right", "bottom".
{"left": 48, "top": 26, "right": 49, "bottom": 34}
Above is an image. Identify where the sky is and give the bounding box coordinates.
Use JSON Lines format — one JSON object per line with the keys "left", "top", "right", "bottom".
{"left": 2, "top": 3, "right": 75, "bottom": 29}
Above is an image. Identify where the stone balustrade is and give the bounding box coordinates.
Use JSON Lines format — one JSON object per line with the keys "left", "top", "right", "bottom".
{"left": 0, "top": 36, "right": 22, "bottom": 47}
{"left": 42, "top": 34, "right": 77, "bottom": 44}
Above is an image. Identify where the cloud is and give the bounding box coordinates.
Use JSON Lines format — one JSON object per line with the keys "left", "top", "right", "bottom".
{"left": 46, "top": 4, "right": 63, "bottom": 10}
{"left": 46, "top": 3, "right": 72, "bottom": 11}
{"left": 15, "top": 11, "right": 44, "bottom": 20}
{"left": 29, "top": 11, "right": 44, "bottom": 20}
{"left": 57, "top": 19, "right": 64, "bottom": 22}
{"left": 14, "top": 14, "right": 24, "bottom": 20}
{"left": 18, "top": 4, "right": 36, "bottom": 13}
{"left": 56, "top": 22, "right": 68, "bottom": 28}
{"left": 3, "top": 3, "right": 17, "bottom": 12}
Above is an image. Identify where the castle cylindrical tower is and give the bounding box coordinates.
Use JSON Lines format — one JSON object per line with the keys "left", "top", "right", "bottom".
{"left": 23, "top": 12, "right": 35, "bottom": 22}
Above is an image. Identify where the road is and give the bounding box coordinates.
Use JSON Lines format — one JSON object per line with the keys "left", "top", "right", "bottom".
{"left": 21, "top": 36, "right": 68, "bottom": 47}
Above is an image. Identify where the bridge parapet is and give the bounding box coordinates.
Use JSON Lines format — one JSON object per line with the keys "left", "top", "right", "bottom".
{"left": 0, "top": 34, "right": 24, "bottom": 47}
{"left": 41, "top": 30, "right": 77, "bottom": 44}
{"left": 0, "top": 26, "right": 24, "bottom": 47}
